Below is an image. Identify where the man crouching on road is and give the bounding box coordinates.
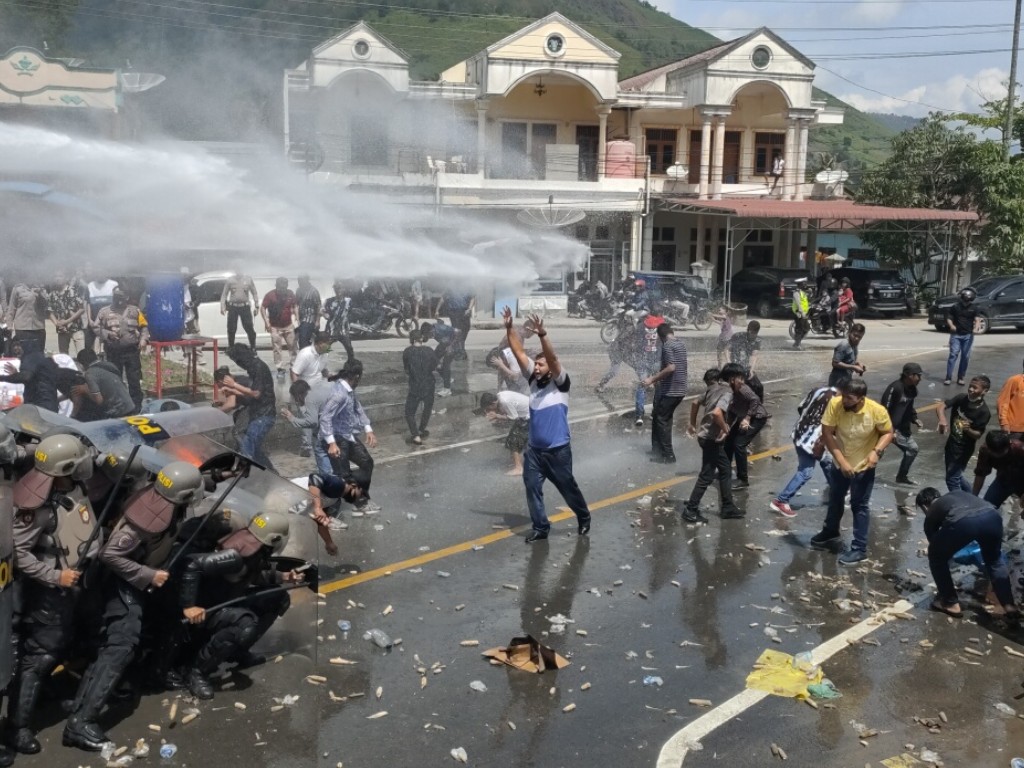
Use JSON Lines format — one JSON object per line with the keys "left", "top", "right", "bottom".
{"left": 502, "top": 307, "right": 591, "bottom": 543}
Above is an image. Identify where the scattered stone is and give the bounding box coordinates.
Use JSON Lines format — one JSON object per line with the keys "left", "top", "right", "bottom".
{"left": 689, "top": 699, "right": 713, "bottom": 707}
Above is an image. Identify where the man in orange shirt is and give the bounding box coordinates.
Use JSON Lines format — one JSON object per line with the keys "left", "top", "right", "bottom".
{"left": 996, "top": 360, "right": 1024, "bottom": 439}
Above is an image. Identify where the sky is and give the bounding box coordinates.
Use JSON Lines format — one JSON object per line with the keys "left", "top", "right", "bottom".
{"left": 657, "top": 0, "right": 1017, "bottom": 117}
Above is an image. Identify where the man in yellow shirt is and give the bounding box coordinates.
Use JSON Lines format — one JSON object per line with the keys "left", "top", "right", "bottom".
{"left": 810, "top": 379, "right": 894, "bottom": 565}
{"left": 996, "top": 360, "right": 1024, "bottom": 439}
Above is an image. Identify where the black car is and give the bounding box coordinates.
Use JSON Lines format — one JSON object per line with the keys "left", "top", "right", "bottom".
{"left": 729, "top": 267, "right": 812, "bottom": 318}
{"left": 822, "top": 267, "right": 912, "bottom": 317}
{"left": 928, "top": 275, "right": 1024, "bottom": 334}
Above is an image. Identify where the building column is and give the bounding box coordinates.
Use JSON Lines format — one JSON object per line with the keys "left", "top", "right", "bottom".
{"left": 794, "top": 118, "right": 811, "bottom": 201}
{"left": 712, "top": 117, "right": 726, "bottom": 200}
{"left": 695, "top": 214, "right": 705, "bottom": 264}
{"left": 629, "top": 212, "right": 643, "bottom": 272}
{"left": 698, "top": 115, "right": 712, "bottom": 200}
{"left": 642, "top": 211, "right": 655, "bottom": 269}
{"left": 475, "top": 99, "right": 489, "bottom": 176}
{"left": 783, "top": 118, "right": 798, "bottom": 201}
{"left": 596, "top": 105, "right": 611, "bottom": 180}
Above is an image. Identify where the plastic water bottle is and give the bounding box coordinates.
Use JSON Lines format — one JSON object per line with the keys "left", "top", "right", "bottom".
{"left": 364, "top": 628, "right": 393, "bottom": 650}
{"left": 337, "top": 619, "right": 352, "bottom": 637}
{"left": 642, "top": 675, "right": 664, "bottom": 687}
{"left": 159, "top": 743, "right": 178, "bottom": 759}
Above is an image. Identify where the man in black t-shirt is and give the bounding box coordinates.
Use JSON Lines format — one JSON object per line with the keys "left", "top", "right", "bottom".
{"left": 937, "top": 375, "right": 991, "bottom": 492}
{"left": 881, "top": 362, "right": 925, "bottom": 485}
{"left": 945, "top": 288, "right": 977, "bottom": 386}
{"left": 222, "top": 344, "right": 277, "bottom": 471}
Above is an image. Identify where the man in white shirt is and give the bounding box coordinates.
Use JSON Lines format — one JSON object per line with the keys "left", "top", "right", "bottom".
{"left": 290, "top": 332, "right": 332, "bottom": 456}
{"left": 479, "top": 390, "right": 530, "bottom": 475}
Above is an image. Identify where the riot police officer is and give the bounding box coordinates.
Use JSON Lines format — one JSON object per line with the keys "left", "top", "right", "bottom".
{"left": 6, "top": 434, "right": 96, "bottom": 755}
{"left": 176, "top": 510, "right": 297, "bottom": 700}
{"left": 62, "top": 460, "right": 204, "bottom": 752}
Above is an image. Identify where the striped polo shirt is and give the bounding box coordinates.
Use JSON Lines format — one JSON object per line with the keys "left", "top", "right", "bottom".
{"left": 528, "top": 369, "right": 571, "bottom": 450}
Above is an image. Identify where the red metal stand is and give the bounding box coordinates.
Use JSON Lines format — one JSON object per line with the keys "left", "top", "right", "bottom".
{"left": 149, "top": 337, "right": 219, "bottom": 401}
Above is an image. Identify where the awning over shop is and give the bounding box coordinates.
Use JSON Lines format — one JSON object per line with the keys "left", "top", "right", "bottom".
{"left": 658, "top": 197, "right": 978, "bottom": 229}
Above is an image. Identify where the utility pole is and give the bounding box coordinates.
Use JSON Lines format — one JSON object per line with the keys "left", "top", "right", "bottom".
{"left": 1005, "top": 0, "right": 1022, "bottom": 159}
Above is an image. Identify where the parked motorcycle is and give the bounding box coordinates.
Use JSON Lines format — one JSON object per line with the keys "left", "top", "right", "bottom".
{"left": 788, "top": 303, "right": 848, "bottom": 340}
{"left": 569, "top": 285, "right": 617, "bottom": 321}
{"left": 600, "top": 305, "right": 639, "bottom": 344}
{"left": 349, "top": 299, "right": 416, "bottom": 338}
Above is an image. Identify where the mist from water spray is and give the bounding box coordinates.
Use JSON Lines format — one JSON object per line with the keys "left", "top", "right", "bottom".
{"left": 0, "top": 122, "right": 589, "bottom": 285}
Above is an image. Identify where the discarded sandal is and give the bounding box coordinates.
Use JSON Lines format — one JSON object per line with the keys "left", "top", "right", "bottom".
{"left": 930, "top": 600, "right": 963, "bottom": 619}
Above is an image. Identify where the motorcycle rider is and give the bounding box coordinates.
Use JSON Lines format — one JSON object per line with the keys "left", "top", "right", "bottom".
{"left": 7, "top": 434, "right": 96, "bottom": 756}
{"left": 792, "top": 278, "right": 811, "bottom": 350}
{"left": 63, "top": 461, "right": 205, "bottom": 751}
{"left": 176, "top": 509, "right": 301, "bottom": 700}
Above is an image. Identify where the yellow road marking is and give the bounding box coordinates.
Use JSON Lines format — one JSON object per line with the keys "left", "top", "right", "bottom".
{"left": 321, "top": 400, "right": 944, "bottom": 595}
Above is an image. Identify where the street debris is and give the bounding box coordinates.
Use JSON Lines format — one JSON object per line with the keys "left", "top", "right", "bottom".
{"left": 469, "top": 680, "right": 487, "bottom": 693}
{"left": 366, "top": 711, "right": 388, "bottom": 719}
{"left": 995, "top": 702, "right": 1017, "bottom": 716}
{"left": 305, "top": 675, "right": 328, "bottom": 686}
{"left": 746, "top": 650, "right": 824, "bottom": 700}
{"left": 770, "top": 743, "right": 788, "bottom": 760}
{"left": 364, "top": 629, "right": 393, "bottom": 650}
{"left": 482, "top": 635, "right": 570, "bottom": 673}
{"left": 460, "top": 640, "right": 480, "bottom": 647}
{"left": 688, "top": 699, "right": 712, "bottom": 707}
{"left": 562, "top": 703, "right": 576, "bottom": 713}
{"left": 330, "top": 657, "right": 358, "bottom": 666}
{"left": 642, "top": 676, "right": 664, "bottom": 687}
{"left": 450, "top": 747, "right": 468, "bottom": 763}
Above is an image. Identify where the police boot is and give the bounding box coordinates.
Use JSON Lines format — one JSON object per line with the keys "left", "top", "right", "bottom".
{"left": 0, "top": 744, "right": 13, "bottom": 768}
{"left": 62, "top": 662, "right": 122, "bottom": 751}
{"left": 186, "top": 668, "right": 214, "bottom": 701}
{"left": 6, "top": 657, "right": 52, "bottom": 754}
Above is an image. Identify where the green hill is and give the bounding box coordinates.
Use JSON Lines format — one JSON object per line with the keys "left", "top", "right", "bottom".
{"left": 0, "top": 0, "right": 895, "bottom": 171}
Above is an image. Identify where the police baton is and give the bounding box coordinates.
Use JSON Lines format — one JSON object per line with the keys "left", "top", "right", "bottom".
{"left": 160, "top": 454, "right": 263, "bottom": 576}
{"left": 178, "top": 581, "right": 314, "bottom": 625}
{"left": 79, "top": 444, "right": 142, "bottom": 566}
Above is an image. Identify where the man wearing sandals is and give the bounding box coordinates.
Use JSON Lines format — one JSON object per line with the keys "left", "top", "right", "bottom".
{"left": 916, "top": 486, "right": 1018, "bottom": 621}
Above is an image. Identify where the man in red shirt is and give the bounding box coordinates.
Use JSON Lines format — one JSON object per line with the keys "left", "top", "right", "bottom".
{"left": 261, "top": 277, "right": 297, "bottom": 378}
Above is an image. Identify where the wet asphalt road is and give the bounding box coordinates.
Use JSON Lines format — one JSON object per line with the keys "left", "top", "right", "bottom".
{"left": 19, "top": 320, "right": 1024, "bottom": 767}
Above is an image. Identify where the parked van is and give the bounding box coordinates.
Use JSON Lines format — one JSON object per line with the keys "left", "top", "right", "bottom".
{"left": 190, "top": 271, "right": 337, "bottom": 347}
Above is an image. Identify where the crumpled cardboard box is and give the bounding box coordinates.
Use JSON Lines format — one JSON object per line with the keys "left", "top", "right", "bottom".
{"left": 482, "top": 634, "right": 570, "bottom": 673}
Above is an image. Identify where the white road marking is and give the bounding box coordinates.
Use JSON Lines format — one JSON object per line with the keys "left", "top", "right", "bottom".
{"left": 655, "top": 598, "right": 915, "bottom": 768}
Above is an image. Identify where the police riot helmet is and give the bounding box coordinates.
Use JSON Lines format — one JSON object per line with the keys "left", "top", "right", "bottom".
{"left": 153, "top": 461, "right": 205, "bottom": 506}
{"left": 247, "top": 511, "right": 290, "bottom": 553}
{"left": 0, "top": 422, "right": 17, "bottom": 464}
{"left": 959, "top": 287, "right": 976, "bottom": 303}
{"left": 33, "top": 434, "right": 91, "bottom": 478}
{"left": 100, "top": 451, "right": 150, "bottom": 487}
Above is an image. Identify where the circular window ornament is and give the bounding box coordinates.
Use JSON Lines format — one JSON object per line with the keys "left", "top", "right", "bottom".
{"left": 545, "top": 33, "right": 566, "bottom": 57}
{"left": 353, "top": 40, "right": 370, "bottom": 59}
{"left": 751, "top": 46, "right": 772, "bottom": 70}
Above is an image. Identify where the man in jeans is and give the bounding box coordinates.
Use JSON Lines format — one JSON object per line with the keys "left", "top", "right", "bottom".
{"left": 683, "top": 368, "right": 738, "bottom": 523}
{"left": 810, "top": 379, "right": 893, "bottom": 565}
{"left": 502, "top": 308, "right": 591, "bottom": 543}
{"left": 223, "top": 344, "right": 277, "bottom": 471}
{"left": 261, "top": 278, "right": 297, "bottom": 378}
{"left": 917, "top": 487, "right": 1018, "bottom": 620}
{"left": 945, "top": 288, "right": 977, "bottom": 386}
{"left": 722, "top": 362, "right": 768, "bottom": 489}
{"left": 770, "top": 384, "right": 837, "bottom": 518}
{"left": 880, "top": 362, "right": 925, "bottom": 486}
{"left": 936, "top": 376, "right": 991, "bottom": 492}
{"left": 220, "top": 273, "right": 259, "bottom": 351}
{"left": 319, "top": 359, "right": 379, "bottom": 512}
{"left": 642, "top": 323, "right": 688, "bottom": 464}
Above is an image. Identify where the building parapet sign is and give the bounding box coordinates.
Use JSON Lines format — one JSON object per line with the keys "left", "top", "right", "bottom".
{"left": 0, "top": 47, "right": 119, "bottom": 110}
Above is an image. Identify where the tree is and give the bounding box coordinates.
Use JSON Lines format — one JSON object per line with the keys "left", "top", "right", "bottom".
{"left": 856, "top": 115, "right": 986, "bottom": 288}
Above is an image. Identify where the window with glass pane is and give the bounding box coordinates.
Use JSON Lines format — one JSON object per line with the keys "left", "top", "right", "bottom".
{"left": 754, "top": 133, "right": 785, "bottom": 175}
{"left": 646, "top": 128, "right": 677, "bottom": 174}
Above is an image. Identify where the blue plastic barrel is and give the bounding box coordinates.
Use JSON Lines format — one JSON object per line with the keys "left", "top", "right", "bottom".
{"left": 145, "top": 274, "right": 185, "bottom": 342}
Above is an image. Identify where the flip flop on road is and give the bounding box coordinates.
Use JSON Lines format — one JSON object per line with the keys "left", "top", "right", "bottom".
{"left": 930, "top": 600, "right": 963, "bottom": 619}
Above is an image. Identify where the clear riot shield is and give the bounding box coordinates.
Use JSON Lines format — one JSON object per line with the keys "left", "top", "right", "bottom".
{"left": 0, "top": 475, "right": 13, "bottom": 691}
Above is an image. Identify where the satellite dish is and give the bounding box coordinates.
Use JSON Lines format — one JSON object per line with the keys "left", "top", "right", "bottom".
{"left": 814, "top": 169, "right": 849, "bottom": 198}
{"left": 814, "top": 170, "right": 849, "bottom": 184}
{"left": 119, "top": 72, "right": 166, "bottom": 93}
{"left": 516, "top": 206, "right": 586, "bottom": 229}
{"left": 665, "top": 164, "right": 687, "bottom": 180}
